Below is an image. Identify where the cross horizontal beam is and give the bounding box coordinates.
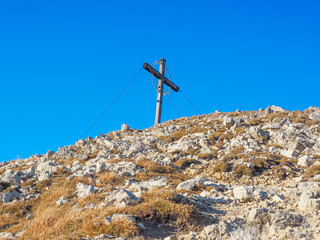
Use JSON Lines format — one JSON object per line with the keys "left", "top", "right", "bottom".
{"left": 143, "top": 63, "right": 179, "bottom": 92}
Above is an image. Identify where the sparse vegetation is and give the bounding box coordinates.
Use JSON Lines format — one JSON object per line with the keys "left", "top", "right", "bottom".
{"left": 172, "top": 129, "right": 188, "bottom": 140}
{"left": 158, "top": 135, "right": 174, "bottom": 143}
{"left": 174, "top": 158, "right": 197, "bottom": 169}
{"left": 304, "top": 165, "right": 320, "bottom": 177}
{"left": 212, "top": 161, "right": 230, "bottom": 173}
{"left": 1, "top": 107, "right": 320, "bottom": 239}
{"left": 233, "top": 165, "right": 254, "bottom": 177}
{"left": 197, "top": 153, "right": 212, "bottom": 160}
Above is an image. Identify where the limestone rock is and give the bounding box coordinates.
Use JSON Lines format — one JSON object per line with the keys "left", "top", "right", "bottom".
{"left": 176, "top": 177, "right": 207, "bottom": 191}
{"left": 104, "top": 189, "right": 138, "bottom": 208}
{"left": 76, "top": 182, "right": 96, "bottom": 198}
{"left": 0, "top": 170, "right": 21, "bottom": 185}
{"left": 56, "top": 196, "right": 70, "bottom": 206}
{"left": 224, "top": 116, "right": 235, "bottom": 128}
{"left": 96, "top": 160, "right": 106, "bottom": 173}
{"left": 111, "top": 214, "right": 136, "bottom": 223}
{"left": 233, "top": 186, "right": 255, "bottom": 202}
{"left": 298, "top": 191, "right": 320, "bottom": 211}
{"left": 38, "top": 171, "right": 52, "bottom": 181}
{"left": 249, "top": 127, "right": 269, "bottom": 143}
{"left": 199, "top": 224, "right": 219, "bottom": 239}
{"left": 309, "top": 110, "right": 320, "bottom": 122}
{"left": 106, "top": 161, "right": 144, "bottom": 177}
{"left": 297, "top": 155, "right": 313, "bottom": 167}
{"left": 271, "top": 211, "right": 303, "bottom": 229}
{"left": 265, "top": 105, "right": 285, "bottom": 113}
{"left": 121, "top": 124, "right": 130, "bottom": 131}
{"left": 129, "top": 177, "right": 168, "bottom": 192}
{"left": 37, "top": 160, "right": 63, "bottom": 174}
{"left": 25, "top": 166, "right": 35, "bottom": 178}
{"left": 2, "top": 190, "right": 20, "bottom": 203}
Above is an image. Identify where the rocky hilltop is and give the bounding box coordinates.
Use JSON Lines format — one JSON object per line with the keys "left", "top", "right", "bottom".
{"left": 1, "top": 106, "right": 320, "bottom": 240}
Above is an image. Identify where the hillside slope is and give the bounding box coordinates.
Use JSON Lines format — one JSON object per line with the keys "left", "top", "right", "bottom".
{"left": 1, "top": 106, "right": 320, "bottom": 240}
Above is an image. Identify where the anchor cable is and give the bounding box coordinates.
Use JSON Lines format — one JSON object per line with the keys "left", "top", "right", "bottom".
{"left": 179, "top": 89, "right": 201, "bottom": 115}
{"left": 163, "top": 90, "right": 173, "bottom": 109}
{"left": 168, "top": 94, "right": 184, "bottom": 116}
{"left": 80, "top": 67, "right": 143, "bottom": 139}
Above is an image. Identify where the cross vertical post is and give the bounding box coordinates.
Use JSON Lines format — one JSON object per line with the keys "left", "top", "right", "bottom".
{"left": 155, "top": 58, "right": 166, "bottom": 125}
{"left": 143, "top": 58, "right": 179, "bottom": 126}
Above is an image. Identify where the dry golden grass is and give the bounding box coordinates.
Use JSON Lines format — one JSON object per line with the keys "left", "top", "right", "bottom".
{"left": 21, "top": 179, "right": 36, "bottom": 188}
{"left": 106, "top": 158, "right": 120, "bottom": 164}
{"left": 97, "top": 172, "right": 125, "bottom": 188}
{"left": 197, "top": 153, "right": 212, "bottom": 160}
{"left": 158, "top": 135, "right": 174, "bottom": 143}
{"left": 149, "top": 142, "right": 159, "bottom": 150}
{"left": 190, "top": 126, "right": 207, "bottom": 134}
{"left": 19, "top": 171, "right": 138, "bottom": 239}
{"left": 174, "top": 158, "right": 197, "bottom": 169}
{"left": 170, "top": 150, "right": 187, "bottom": 157}
{"left": 230, "top": 146, "right": 245, "bottom": 155}
{"left": 269, "top": 144, "right": 284, "bottom": 149}
{"left": 212, "top": 161, "right": 230, "bottom": 173}
{"left": 249, "top": 118, "right": 264, "bottom": 126}
{"left": 21, "top": 205, "right": 138, "bottom": 239}
{"left": 234, "top": 127, "right": 245, "bottom": 137}
{"left": 11, "top": 164, "right": 29, "bottom": 173}
{"left": 111, "top": 149, "right": 121, "bottom": 154}
{"left": 137, "top": 157, "right": 172, "bottom": 174}
{"left": 172, "top": 129, "right": 188, "bottom": 140}
{"left": 58, "top": 157, "right": 86, "bottom": 166}
{"left": 304, "top": 165, "right": 320, "bottom": 178}
{"left": 208, "top": 131, "right": 224, "bottom": 142}
{"left": 0, "top": 201, "right": 35, "bottom": 233}
{"left": 77, "top": 193, "right": 106, "bottom": 208}
{"left": 188, "top": 148, "right": 198, "bottom": 155}
{"left": 105, "top": 189, "right": 197, "bottom": 229}
{"left": 136, "top": 158, "right": 189, "bottom": 187}
{"left": 251, "top": 158, "right": 270, "bottom": 171}
{"left": 233, "top": 165, "right": 253, "bottom": 177}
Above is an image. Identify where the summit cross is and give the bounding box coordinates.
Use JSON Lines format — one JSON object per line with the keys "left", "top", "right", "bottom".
{"left": 143, "top": 58, "right": 180, "bottom": 126}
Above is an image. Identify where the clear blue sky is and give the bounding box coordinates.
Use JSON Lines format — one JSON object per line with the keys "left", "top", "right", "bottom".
{"left": 0, "top": 0, "right": 319, "bottom": 162}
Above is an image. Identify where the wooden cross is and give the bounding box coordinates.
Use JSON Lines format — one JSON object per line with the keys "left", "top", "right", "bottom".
{"left": 143, "top": 58, "right": 180, "bottom": 126}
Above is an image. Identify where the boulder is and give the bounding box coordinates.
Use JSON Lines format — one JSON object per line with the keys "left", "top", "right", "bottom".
{"left": 297, "top": 155, "right": 313, "bottom": 167}
{"left": 106, "top": 162, "right": 144, "bottom": 177}
{"left": 121, "top": 124, "right": 131, "bottom": 131}
{"left": 37, "top": 160, "right": 63, "bottom": 174}
{"left": 309, "top": 110, "right": 320, "bottom": 122}
{"left": 25, "top": 166, "right": 36, "bottom": 178}
{"left": 233, "top": 186, "right": 255, "bottom": 202}
{"left": 104, "top": 189, "right": 138, "bottom": 208}
{"left": 270, "top": 211, "right": 303, "bottom": 229}
{"left": 298, "top": 191, "right": 320, "bottom": 211}
{"left": 249, "top": 127, "right": 269, "bottom": 143}
{"left": 281, "top": 149, "right": 300, "bottom": 158}
{"left": 176, "top": 177, "right": 207, "bottom": 191}
{"left": 76, "top": 182, "right": 96, "bottom": 198}
{"left": 2, "top": 190, "right": 20, "bottom": 203}
{"left": 96, "top": 161, "right": 106, "bottom": 173}
{"left": 129, "top": 177, "right": 168, "bottom": 192}
{"left": 199, "top": 224, "right": 219, "bottom": 239}
{"left": 265, "top": 105, "right": 285, "bottom": 113}
{"left": 124, "top": 142, "right": 149, "bottom": 156}
{"left": 247, "top": 208, "right": 268, "bottom": 222}
{"left": 0, "top": 170, "right": 21, "bottom": 185}
{"left": 223, "top": 116, "right": 235, "bottom": 128}
{"left": 111, "top": 214, "right": 136, "bottom": 223}
{"left": 38, "top": 171, "right": 52, "bottom": 181}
